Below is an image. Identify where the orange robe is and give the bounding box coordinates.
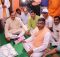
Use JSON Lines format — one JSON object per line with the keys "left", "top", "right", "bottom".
{"left": 12, "top": 0, "right": 19, "bottom": 11}
{"left": 48, "top": 0, "right": 60, "bottom": 17}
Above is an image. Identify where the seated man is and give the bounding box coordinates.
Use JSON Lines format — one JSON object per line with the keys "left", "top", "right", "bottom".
{"left": 51, "top": 16, "right": 60, "bottom": 46}
{"left": 16, "top": 8, "right": 21, "bottom": 18}
{"left": 22, "top": 18, "right": 52, "bottom": 57}
{"left": 5, "top": 11, "right": 27, "bottom": 42}
{"left": 27, "top": 10, "right": 40, "bottom": 33}
{"left": 20, "top": 7, "right": 30, "bottom": 26}
{"left": 41, "top": 8, "right": 53, "bottom": 31}
{"left": 43, "top": 16, "right": 60, "bottom": 57}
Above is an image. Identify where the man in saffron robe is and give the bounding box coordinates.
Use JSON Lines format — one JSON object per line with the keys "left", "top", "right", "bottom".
{"left": 23, "top": 18, "right": 52, "bottom": 57}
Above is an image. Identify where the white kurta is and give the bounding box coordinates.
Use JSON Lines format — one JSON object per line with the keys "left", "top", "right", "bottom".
{"left": 53, "top": 23, "right": 60, "bottom": 40}
{"left": 5, "top": 17, "right": 27, "bottom": 39}
{"left": 45, "top": 16, "right": 53, "bottom": 28}
{"left": 23, "top": 27, "right": 52, "bottom": 57}
{"left": 20, "top": 12, "right": 30, "bottom": 25}
{"left": 51, "top": 23, "right": 60, "bottom": 46}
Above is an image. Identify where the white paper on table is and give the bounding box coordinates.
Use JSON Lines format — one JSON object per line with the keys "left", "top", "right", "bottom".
{"left": 0, "top": 43, "right": 18, "bottom": 57}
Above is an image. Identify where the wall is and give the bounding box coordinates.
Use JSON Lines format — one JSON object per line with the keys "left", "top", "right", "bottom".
{"left": 12, "top": 0, "right": 20, "bottom": 11}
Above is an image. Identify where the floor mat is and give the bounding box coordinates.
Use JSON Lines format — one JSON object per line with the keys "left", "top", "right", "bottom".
{"left": 0, "top": 33, "right": 28, "bottom": 57}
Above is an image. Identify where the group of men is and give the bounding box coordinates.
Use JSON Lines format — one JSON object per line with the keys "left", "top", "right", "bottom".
{"left": 40, "top": 0, "right": 60, "bottom": 57}
{"left": 4, "top": 6, "right": 60, "bottom": 57}
{"left": 0, "top": 0, "right": 60, "bottom": 57}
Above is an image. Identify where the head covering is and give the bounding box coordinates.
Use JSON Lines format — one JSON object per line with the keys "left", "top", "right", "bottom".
{"left": 42, "top": 8, "right": 48, "bottom": 13}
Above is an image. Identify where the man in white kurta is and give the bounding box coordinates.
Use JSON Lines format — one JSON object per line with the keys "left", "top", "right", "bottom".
{"left": 51, "top": 16, "right": 60, "bottom": 46}
{"left": 41, "top": 8, "right": 53, "bottom": 30}
{"left": 23, "top": 18, "right": 52, "bottom": 57}
{"left": 5, "top": 11, "right": 27, "bottom": 41}
{"left": 20, "top": 8, "right": 30, "bottom": 26}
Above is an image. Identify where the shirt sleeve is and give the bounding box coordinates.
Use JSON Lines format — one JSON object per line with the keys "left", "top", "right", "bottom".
{"left": 33, "top": 32, "right": 51, "bottom": 52}
{"left": 5, "top": 20, "right": 10, "bottom": 38}
{"left": 18, "top": 18, "right": 28, "bottom": 31}
{"left": 25, "top": 36, "right": 33, "bottom": 42}
{"left": 49, "top": 18, "right": 53, "bottom": 28}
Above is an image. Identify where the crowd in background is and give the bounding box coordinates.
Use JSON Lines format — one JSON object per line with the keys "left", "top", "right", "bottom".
{"left": 0, "top": 0, "right": 60, "bottom": 57}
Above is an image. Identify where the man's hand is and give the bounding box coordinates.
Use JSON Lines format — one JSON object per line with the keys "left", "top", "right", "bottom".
{"left": 42, "top": 49, "right": 51, "bottom": 57}
{"left": 28, "top": 50, "right": 33, "bottom": 56}
{"left": 25, "top": 31, "right": 31, "bottom": 36}
{"left": 6, "top": 37, "right": 10, "bottom": 42}
{"left": 21, "top": 40, "right": 26, "bottom": 43}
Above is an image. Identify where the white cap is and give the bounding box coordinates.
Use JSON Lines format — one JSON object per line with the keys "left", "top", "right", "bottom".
{"left": 42, "top": 8, "right": 48, "bottom": 13}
